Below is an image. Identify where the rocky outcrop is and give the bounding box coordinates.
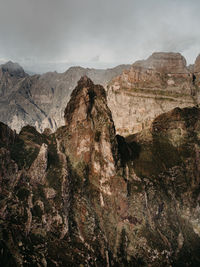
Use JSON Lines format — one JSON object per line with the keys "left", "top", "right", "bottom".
{"left": 63, "top": 76, "right": 117, "bottom": 164}
{"left": 28, "top": 143, "right": 48, "bottom": 185}
{"left": 0, "top": 122, "right": 17, "bottom": 148}
{"left": 1, "top": 77, "right": 200, "bottom": 266}
{"left": 194, "top": 54, "right": 200, "bottom": 86}
{"left": 0, "top": 62, "right": 27, "bottom": 98}
{"left": 194, "top": 54, "right": 200, "bottom": 73}
{"left": 0, "top": 62, "right": 130, "bottom": 133}
{"left": 123, "top": 106, "right": 200, "bottom": 265}
{"left": 115, "top": 52, "right": 191, "bottom": 90}
{"left": 1, "top": 61, "right": 26, "bottom": 78}
{"left": 62, "top": 76, "right": 120, "bottom": 215}
{"left": 135, "top": 52, "right": 188, "bottom": 73}
{"left": 108, "top": 52, "right": 199, "bottom": 136}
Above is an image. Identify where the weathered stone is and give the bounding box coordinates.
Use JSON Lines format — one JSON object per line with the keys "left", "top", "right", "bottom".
{"left": 1, "top": 77, "right": 200, "bottom": 266}
{"left": 107, "top": 52, "right": 198, "bottom": 136}
{"left": 29, "top": 143, "right": 48, "bottom": 185}
{"left": 194, "top": 54, "right": 200, "bottom": 73}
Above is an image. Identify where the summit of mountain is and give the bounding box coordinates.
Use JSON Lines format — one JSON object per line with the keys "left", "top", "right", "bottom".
{"left": 0, "top": 61, "right": 27, "bottom": 78}
{"left": 133, "top": 52, "right": 188, "bottom": 73}
{"left": 107, "top": 52, "right": 200, "bottom": 135}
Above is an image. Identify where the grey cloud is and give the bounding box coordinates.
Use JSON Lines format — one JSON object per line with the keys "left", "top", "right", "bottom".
{"left": 0, "top": 0, "right": 200, "bottom": 72}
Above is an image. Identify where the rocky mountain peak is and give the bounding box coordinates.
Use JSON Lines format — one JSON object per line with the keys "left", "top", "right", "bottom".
{"left": 77, "top": 75, "right": 94, "bottom": 87}
{"left": 133, "top": 52, "right": 188, "bottom": 73}
{"left": 0, "top": 61, "right": 26, "bottom": 78}
{"left": 194, "top": 54, "right": 200, "bottom": 73}
{"left": 64, "top": 75, "right": 106, "bottom": 127}
{"left": 61, "top": 76, "right": 117, "bottom": 181}
{"left": 107, "top": 52, "right": 195, "bottom": 136}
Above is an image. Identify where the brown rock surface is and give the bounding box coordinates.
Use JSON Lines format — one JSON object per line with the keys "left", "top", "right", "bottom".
{"left": 194, "top": 54, "right": 200, "bottom": 86}
{"left": 136, "top": 52, "right": 188, "bottom": 73}
{"left": 1, "top": 77, "right": 200, "bottom": 266}
{"left": 107, "top": 52, "right": 199, "bottom": 136}
{"left": 62, "top": 76, "right": 119, "bottom": 208}
{"left": 194, "top": 54, "right": 200, "bottom": 73}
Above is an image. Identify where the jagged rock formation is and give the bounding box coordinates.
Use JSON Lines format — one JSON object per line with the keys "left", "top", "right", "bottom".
{"left": 1, "top": 77, "right": 200, "bottom": 266}
{"left": 0, "top": 62, "right": 130, "bottom": 133}
{"left": 1, "top": 61, "right": 26, "bottom": 78}
{"left": 107, "top": 52, "right": 200, "bottom": 135}
{"left": 0, "top": 62, "right": 27, "bottom": 98}
{"left": 194, "top": 54, "right": 200, "bottom": 86}
{"left": 62, "top": 76, "right": 119, "bottom": 211}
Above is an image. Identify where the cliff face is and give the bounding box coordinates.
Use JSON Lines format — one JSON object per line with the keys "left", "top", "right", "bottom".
{"left": 136, "top": 52, "right": 188, "bottom": 73}
{"left": 1, "top": 77, "right": 200, "bottom": 266}
{"left": 194, "top": 54, "right": 200, "bottom": 86}
{"left": 107, "top": 52, "right": 200, "bottom": 135}
{"left": 0, "top": 62, "right": 130, "bottom": 133}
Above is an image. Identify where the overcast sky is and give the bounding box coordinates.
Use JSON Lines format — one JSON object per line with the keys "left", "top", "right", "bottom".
{"left": 0, "top": 0, "right": 200, "bottom": 73}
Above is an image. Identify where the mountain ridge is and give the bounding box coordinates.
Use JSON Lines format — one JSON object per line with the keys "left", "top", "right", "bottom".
{"left": 0, "top": 62, "right": 130, "bottom": 133}
{"left": 1, "top": 76, "right": 200, "bottom": 265}
{"left": 1, "top": 51, "right": 200, "bottom": 137}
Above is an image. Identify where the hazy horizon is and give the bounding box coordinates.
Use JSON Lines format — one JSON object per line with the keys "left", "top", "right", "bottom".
{"left": 0, "top": 51, "right": 199, "bottom": 74}
{"left": 0, "top": 0, "right": 200, "bottom": 73}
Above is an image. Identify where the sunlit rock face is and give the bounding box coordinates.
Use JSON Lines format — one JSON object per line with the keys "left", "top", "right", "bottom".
{"left": 63, "top": 76, "right": 117, "bottom": 163}
{"left": 138, "top": 52, "right": 189, "bottom": 73}
{"left": 107, "top": 52, "right": 200, "bottom": 136}
{"left": 110, "top": 52, "right": 191, "bottom": 92}
{"left": 1, "top": 77, "right": 200, "bottom": 266}
{"left": 194, "top": 54, "right": 200, "bottom": 73}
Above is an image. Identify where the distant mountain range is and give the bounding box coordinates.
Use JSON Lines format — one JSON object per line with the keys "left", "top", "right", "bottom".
{"left": 0, "top": 62, "right": 130, "bottom": 133}
{"left": 1, "top": 52, "right": 200, "bottom": 136}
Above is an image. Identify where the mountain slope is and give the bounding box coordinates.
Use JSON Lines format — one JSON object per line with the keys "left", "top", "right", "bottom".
{"left": 1, "top": 77, "right": 200, "bottom": 266}
{"left": 0, "top": 62, "right": 130, "bottom": 133}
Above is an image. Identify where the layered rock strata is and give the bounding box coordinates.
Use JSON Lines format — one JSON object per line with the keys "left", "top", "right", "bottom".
{"left": 108, "top": 52, "right": 200, "bottom": 135}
